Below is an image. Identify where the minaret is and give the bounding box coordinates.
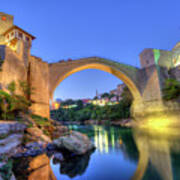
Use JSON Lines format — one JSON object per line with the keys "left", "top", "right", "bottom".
{"left": 96, "top": 89, "right": 99, "bottom": 98}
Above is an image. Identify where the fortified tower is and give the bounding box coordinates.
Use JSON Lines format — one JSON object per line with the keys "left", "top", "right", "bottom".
{"left": 0, "top": 12, "right": 35, "bottom": 67}
{"left": 0, "top": 12, "right": 14, "bottom": 42}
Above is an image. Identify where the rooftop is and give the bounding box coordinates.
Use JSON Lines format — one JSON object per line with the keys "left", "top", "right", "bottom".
{"left": 2, "top": 25, "right": 36, "bottom": 40}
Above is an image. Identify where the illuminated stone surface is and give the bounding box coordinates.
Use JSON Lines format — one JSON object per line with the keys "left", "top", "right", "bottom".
{"left": 132, "top": 127, "right": 180, "bottom": 180}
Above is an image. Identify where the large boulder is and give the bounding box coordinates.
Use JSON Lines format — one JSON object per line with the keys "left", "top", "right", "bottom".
{"left": 53, "top": 131, "right": 95, "bottom": 155}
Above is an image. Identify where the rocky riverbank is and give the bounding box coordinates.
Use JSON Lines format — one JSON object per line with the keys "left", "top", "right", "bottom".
{"left": 0, "top": 117, "right": 95, "bottom": 180}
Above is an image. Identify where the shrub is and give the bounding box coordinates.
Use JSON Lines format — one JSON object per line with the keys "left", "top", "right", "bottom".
{"left": 163, "top": 78, "right": 180, "bottom": 100}
{"left": 0, "top": 81, "right": 33, "bottom": 120}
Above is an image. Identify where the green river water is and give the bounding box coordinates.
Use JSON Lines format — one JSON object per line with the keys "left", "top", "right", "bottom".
{"left": 50, "top": 125, "right": 180, "bottom": 180}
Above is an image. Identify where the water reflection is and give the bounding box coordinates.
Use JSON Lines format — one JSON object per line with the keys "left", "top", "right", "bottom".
{"left": 93, "top": 125, "right": 138, "bottom": 160}
{"left": 67, "top": 125, "right": 180, "bottom": 180}
{"left": 52, "top": 125, "right": 138, "bottom": 179}
{"left": 52, "top": 150, "right": 94, "bottom": 178}
{"left": 13, "top": 154, "right": 56, "bottom": 180}
{"left": 132, "top": 128, "right": 180, "bottom": 180}
{"left": 13, "top": 124, "right": 180, "bottom": 180}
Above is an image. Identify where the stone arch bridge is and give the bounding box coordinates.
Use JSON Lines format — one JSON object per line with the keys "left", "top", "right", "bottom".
{"left": 1, "top": 45, "right": 180, "bottom": 124}
{"left": 49, "top": 57, "right": 142, "bottom": 102}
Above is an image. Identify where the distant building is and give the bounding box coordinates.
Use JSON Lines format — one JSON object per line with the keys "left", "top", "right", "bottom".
{"left": 50, "top": 99, "right": 62, "bottom": 110}
{"left": 110, "top": 84, "right": 126, "bottom": 101}
{"left": 92, "top": 84, "right": 126, "bottom": 106}
{"left": 81, "top": 99, "right": 91, "bottom": 105}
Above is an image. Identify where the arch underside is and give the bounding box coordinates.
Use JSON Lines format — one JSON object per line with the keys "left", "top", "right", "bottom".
{"left": 49, "top": 59, "right": 142, "bottom": 102}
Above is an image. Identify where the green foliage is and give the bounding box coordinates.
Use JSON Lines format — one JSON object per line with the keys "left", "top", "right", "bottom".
{"left": 101, "top": 92, "right": 110, "bottom": 99}
{"left": 61, "top": 99, "right": 75, "bottom": 106}
{"left": 0, "top": 81, "right": 32, "bottom": 120}
{"left": 93, "top": 96, "right": 98, "bottom": 100}
{"left": 121, "top": 86, "right": 133, "bottom": 105}
{"left": 109, "top": 93, "right": 116, "bottom": 99}
{"left": 18, "top": 80, "right": 34, "bottom": 99}
{"left": 76, "top": 100, "right": 84, "bottom": 110}
{"left": 7, "top": 81, "right": 16, "bottom": 95}
{"left": 31, "top": 114, "right": 50, "bottom": 126}
{"left": 163, "top": 78, "right": 180, "bottom": 100}
{"left": 51, "top": 87, "right": 133, "bottom": 123}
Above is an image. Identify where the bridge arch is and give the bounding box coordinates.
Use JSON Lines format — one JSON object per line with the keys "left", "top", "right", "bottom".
{"left": 49, "top": 57, "right": 142, "bottom": 103}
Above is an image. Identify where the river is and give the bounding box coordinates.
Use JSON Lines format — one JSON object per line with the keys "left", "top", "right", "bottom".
{"left": 50, "top": 125, "right": 180, "bottom": 180}
{"left": 12, "top": 124, "right": 180, "bottom": 180}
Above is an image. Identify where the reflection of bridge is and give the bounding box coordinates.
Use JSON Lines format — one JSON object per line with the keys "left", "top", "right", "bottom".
{"left": 1, "top": 13, "right": 180, "bottom": 125}
{"left": 21, "top": 125, "right": 180, "bottom": 180}
{"left": 132, "top": 128, "right": 180, "bottom": 180}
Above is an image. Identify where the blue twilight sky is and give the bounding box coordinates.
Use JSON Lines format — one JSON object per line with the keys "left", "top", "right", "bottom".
{"left": 1, "top": 0, "right": 180, "bottom": 100}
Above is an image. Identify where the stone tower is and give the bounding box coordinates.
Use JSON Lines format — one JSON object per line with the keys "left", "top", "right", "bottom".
{"left": 0, "top": 12, "right": 35, "bottom": 67}
{"left": 0, "top": 12, "right": 14, "bottom": 44}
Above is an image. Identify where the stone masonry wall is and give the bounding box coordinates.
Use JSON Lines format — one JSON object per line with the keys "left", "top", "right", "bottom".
{"left": 29, "top": 56, "right": 50, "bottom": 118}
{"left": 0, "top": 12, "right": 13, "bottom": 35}
{"left": 0, "top": 45, "right": 27, "bottom": 94}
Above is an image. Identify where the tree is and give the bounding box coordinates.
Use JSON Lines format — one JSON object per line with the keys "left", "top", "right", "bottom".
{"left": 61, "top": 99, "right": 75, "bottom": 106}
{"left": 101, "top": 92, "right": 109, "bottom": 99}
{"left": 75, "top": 100, "right": 84, "bottom": 110}
{"left": 93, "top": 96, "right": 98, "bottom": 100}
{"left": 109, "top": 93, "right": 116, "bottom": 101}
{"left": 121, "top": 86, "right": 133, "bottom": 105}
{"left": 163, "top": 78, "right": 180, "bottom": 100}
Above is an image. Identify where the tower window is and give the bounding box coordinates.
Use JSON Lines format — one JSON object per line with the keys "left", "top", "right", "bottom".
{"left": 18, "top": 32, "right": 23, "bottom": 38}
{"left": 11, "top": 32, "right": 14, "bottom": 36}
{"left": 6, "top": 34, "right": 9, "bottom": 39}
{"left": 26, "top": 36, "right": 30, "bottom": 42}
